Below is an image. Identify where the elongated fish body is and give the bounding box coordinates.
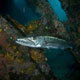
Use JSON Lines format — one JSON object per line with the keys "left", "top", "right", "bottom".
{"left": 16, "top": 36, "right": 72, "bottom": 49}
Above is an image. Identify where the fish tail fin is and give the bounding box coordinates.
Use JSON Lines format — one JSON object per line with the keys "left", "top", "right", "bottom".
{"left": 71, "top": 42, "right": 77, "bottom": 52}
{"left": 63, "top": 42, "right": 76, "bottom": 53}
{"left": 66, "top": 42, "right": 77, "bottom": 53}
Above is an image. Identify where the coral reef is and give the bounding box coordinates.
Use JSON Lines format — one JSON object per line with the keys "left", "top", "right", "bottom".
{"left": 0, "top": 16, "right": 57, "bottom": 80}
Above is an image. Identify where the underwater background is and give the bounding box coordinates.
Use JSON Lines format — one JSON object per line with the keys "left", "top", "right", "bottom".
{"left": 0, "top": 0, "right": 79, "bottom": 80}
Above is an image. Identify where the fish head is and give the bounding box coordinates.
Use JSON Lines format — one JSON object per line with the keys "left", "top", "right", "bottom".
{"left": 16, "top": 37, "right": 41, "bottom": 48}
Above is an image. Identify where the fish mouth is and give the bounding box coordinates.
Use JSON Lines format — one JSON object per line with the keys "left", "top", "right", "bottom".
{"left": 15, "top": 38, "right": 42, "bottom": 48}
{"left": 15, "top": 38, "right": 37, "bottom": 47}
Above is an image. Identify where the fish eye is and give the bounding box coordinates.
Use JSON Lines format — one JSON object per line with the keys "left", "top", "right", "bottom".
{"left": 18, "top": 40, "right": 22, "bottom": 42}
{"left": 18, "top": 40, "right": 25, "bottom": 43}
{"left": 20, "top": 40, "right": 23, "bottom": 43}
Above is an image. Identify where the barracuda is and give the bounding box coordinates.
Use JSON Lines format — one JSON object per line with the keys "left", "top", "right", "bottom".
{"left": 16, "top": 36, "right": 72, "bottom": 49}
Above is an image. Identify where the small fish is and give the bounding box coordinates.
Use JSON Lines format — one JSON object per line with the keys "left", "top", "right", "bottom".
{"left": 16, "top": 36, "right": 72, "bottom": 49}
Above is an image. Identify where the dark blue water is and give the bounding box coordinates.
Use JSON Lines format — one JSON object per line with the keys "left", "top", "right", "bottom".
{"left": 48, "top": 0, "right": 68, "bottom": 22}
{"left": 45, "top": 49, "right": 75, "bottom": 80}
{"left": 0, "top": 0, "right": 40, "bottom": 25}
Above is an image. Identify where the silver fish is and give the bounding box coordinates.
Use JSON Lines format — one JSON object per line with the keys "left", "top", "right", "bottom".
{"left": 16, "top": 36, "right": 72, "bottom": 49}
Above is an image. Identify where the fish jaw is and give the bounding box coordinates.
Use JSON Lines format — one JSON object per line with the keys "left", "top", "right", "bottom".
{"left": 16, "top": 38, "right": 36, "bottom": 47}
{"left": 15, "top": 38, "right": 42, "bottom": 48}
